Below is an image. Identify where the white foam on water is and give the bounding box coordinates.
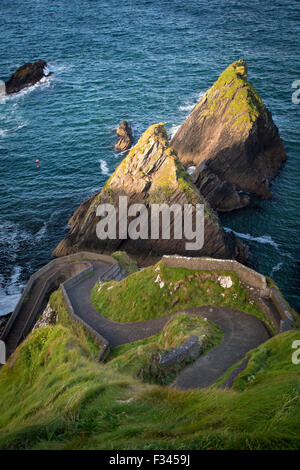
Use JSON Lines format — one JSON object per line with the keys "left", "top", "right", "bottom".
{"left": 0, "top": 80, "right": 6, "bottom": 104}
{"left": 187, "top": 166, "right": 196, "bottom": 175}
{"left": 0, "top": 266, "right": 24, "bottom": 317}
{"left": 170, "top": 124, "right": 181, "bottom": 138}
{"left": 12, "top": 75, "right": 52, "bottom": 99}
{"left": 100, "top": 159, "right": 110, "bottom": 175}
{"left": 178, "top": 91, "right": 205, "bottom": 113}
{"left": 35, "top": 222, "right": 48, "bottom": 241}
{"left": 270, "top": 262, "right": 283, "bottom": 276}
{"left": 224, "top": 227, "right": 279, "bottom": 249}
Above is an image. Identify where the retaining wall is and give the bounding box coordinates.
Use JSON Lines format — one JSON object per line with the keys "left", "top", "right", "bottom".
{"left": 162, "top": 255, "right": 295, "bottom": 333}
{"left": 1, "top": 252, "right": 117, "bottom": 354}
{"left": 162, "top": 256, "right": 267, "bottom": 290}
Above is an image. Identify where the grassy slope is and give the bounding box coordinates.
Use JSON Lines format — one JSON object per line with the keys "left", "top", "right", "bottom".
{"left": 91, "top": 261, "right": 271, "bottom": 328}
{"left": 0, "top": 292, "right": 299, "bottom": 450}
{"left": 111, "top": 251, "right": 139, "bottom": 276}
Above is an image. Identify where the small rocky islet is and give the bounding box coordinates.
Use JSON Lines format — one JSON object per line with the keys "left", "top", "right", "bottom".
{"left": 4, "top": 59, "right": 48, "bottom": 94}
{"left": 114, "top": 120, "right": 133, "bottom": 151}
{"left": 171, "top": 60, "right": 286, "bottom": 212}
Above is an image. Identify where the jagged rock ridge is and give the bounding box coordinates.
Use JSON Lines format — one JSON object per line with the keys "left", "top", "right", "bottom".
{"left": 171, "top": 60, "right": 286, "bottom": 211}
{"left": 53, "top": 123, "right": 248, "bottom": 264}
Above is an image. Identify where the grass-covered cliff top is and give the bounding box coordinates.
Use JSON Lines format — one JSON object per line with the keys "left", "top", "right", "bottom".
{"left": 91, "top": 260, "right": 270, "bottom": 327}
{"left": 198, "top": 59, "right": 266, "bottom": 130}
{"left": 0, "top": 289, "right": 299, "bottom": 450}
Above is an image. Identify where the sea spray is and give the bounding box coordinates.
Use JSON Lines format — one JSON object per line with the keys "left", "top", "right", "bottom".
{"left": 0, "top": 80, "right": 6, "bottom": 104}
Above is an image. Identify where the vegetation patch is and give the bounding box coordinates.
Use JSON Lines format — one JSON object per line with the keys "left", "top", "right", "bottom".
{"left": 91, "top": 261, "right": 270, "bottom": 327}
{"left": 49, "top": 289, "right": 100, "bottom": 359}
{"left": 107, "top": 313, "right": 223, "bottom": 385}
{"left": 201, "top": 59, "right": 266, "bottom": 131}
{"left": 111, "top": 251, "right": 139, "bottom": 276}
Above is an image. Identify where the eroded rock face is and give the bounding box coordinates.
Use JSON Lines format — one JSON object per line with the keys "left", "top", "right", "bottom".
{"left": 53, "top": 123, "right": 248, "bottom": 264}
{"left": 160, "top": 335, "right": 203, "bottom": 367}
{"left": 5, "top": 60, "right": 47, "bottom": 94}
{"left": 171, "top": 60, "right": 286, "bottom": 211}
{"left": 115, "top": 121, "right": 133, "bottom": 151}
{"left": 33, "top": 303, "right": 57, "bottom": 330}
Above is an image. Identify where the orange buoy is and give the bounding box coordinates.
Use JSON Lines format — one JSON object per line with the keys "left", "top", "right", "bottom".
{"left": 36, "top": 159, "right": 40, "bottom": 168}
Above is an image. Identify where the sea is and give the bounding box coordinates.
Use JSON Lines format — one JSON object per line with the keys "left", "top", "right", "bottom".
{"left": 0, "top": 0, "right": 299, "bottom": 315}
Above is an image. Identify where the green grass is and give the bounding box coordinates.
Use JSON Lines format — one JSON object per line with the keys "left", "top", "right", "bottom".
{"left": 49, "top": 289, "right": 100, "bottom": 359}
{"left": 201, "top": 59, "right": 266, "bottom": 131}
{"left": 0, "top": 311, "right": 299, "bottom": 449}
{"left": 107, "top": 313, "right": 223, "bottom": 385}
{"left": 111, "top": 251, "right": 139, "bottom": 276}
{"left": 90, "top": 261, "right": 271, "bottom": 328}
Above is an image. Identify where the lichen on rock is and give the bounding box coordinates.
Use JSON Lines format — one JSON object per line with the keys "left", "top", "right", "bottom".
{"left": 53, "top": 123, "right": 248, "bottom": 264}
{"left": 171, "top": 60, "right": 287, "bottom": 211}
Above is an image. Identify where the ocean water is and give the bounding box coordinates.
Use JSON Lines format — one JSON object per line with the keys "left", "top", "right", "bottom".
{"left": 0, "top": 0, "right": 299, "bottom": 315}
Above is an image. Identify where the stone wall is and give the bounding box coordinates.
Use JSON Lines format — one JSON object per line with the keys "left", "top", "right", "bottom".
{"left": 162, "top": 256, "right": 267, "bottom": 289}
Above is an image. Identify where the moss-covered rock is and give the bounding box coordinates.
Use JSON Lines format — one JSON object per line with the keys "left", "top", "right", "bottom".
{"left": 171, "top": 60, "right": 287, "bottom": 211}
{"left": 53, "top": 123, "right": 248, "bottom": 263}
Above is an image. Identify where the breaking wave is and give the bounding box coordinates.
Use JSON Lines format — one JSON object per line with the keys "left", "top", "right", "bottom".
{"left": 224, "top": 228, "right": 279, "bottom": 249}
{"left": 100, "top": 159, "right": 110, "bottom": 175}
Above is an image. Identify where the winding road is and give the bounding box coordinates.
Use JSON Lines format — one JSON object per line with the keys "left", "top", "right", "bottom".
{"left": 67, "top": 261, "right": 270, "bottom": 389}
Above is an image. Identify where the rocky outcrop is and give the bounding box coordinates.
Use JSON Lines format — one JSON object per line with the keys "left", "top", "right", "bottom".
{"left": 160, "top": 335, "right": 203, "bottom": 368}
{"left": 114, "top": 121, "right": 133, "bottom": 151}
{"left": 171, "top": 60, "right": 287, "bottom": 211}
{"left": 5, "top": 60, "right": 47, "bottom": 94}
{"left": 33, "top": 303, "right": 57, "bottom": 330}
{"left": 53, "top": 123, "right": 248, "bottom": 264}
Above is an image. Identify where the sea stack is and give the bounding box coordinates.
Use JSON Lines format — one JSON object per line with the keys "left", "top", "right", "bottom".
{"left": 171, "top": 60, "right": 287, "bottom": 212}
{"left": 53, "top": 123, "right": 248, "bottom": 264}
{"left": 5, "top": 60, "right": 47, "bottom": 94}
{"left": 114, "top": 120, "right": 133, "bottom": 151}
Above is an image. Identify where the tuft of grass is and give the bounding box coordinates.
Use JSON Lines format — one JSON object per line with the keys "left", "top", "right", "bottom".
{"left": 49, "top": 289, "right": 100, "bottom": 359}
{"left": 107, "top": 313, "right": 223, "bottom": 385}
{"left": 91, "top": 261, "right": 270, "bottom": 328}
{"left": 111, "top": 251, "right": 138, "bottom": 276}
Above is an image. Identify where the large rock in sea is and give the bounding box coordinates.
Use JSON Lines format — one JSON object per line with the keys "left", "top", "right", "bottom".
{"left": 171, "top": 60, "right": 287, "bottom": 212}
{"left": 53, "top": 123, "right": 248, "bottom": 264}
{"left": 115, "top": 120, "right": 133, "bottom": 151}
{"left": 5, "top": 60, "right": 47, "bottom": 94}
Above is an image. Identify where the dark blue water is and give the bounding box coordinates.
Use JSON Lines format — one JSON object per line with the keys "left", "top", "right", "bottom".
{"left": 0, "top": 0, "right": 299, "bottom": 315}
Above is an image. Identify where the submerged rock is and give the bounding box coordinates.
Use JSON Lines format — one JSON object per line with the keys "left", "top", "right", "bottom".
{"left": 5, "top": 60, "right": 47, "bottom": 94}
{"left": 115, "top": 120, "right": 133, "bottom": 151}
{"left": 171, "top": 60, "right": 286, "bottom": 211}
{"left": 53, "top": 123, "right": 248, "bottom": 264}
